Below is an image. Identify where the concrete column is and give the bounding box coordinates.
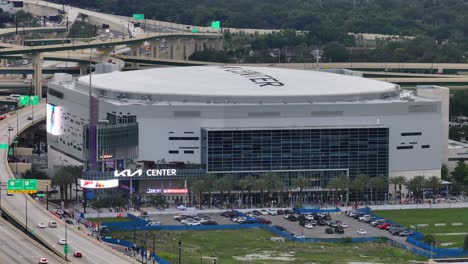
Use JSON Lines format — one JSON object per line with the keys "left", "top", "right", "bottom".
{"left": 79, "top": 63, "right": 88, "bottom": 76}
{"left": 32, "top": 53, "right": 43, "bottom": 98}
{"left": 1, "top": 59, "right": 6, "bottom": 67}
{"left": 130, "top": 44, "right": 141, "bottom": 68}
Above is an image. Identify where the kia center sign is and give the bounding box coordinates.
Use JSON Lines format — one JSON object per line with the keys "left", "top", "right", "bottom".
{"left": 146, "top": 188, "right": 188, "bottom": 194}
{"left": 80, "top": 179, "right": 119, "bottom": 189}
{"left": 114, "top": 169, "right": 177, "bottom": 177}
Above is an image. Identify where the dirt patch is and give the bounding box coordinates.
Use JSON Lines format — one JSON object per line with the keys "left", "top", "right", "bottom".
{"left": 233, "top": 251, "right": 296, "bottom": 262}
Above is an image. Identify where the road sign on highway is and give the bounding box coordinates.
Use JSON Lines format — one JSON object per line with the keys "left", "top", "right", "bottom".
{"left": 19, "top": 95, "right": 29, "bottom": 106}
{"left": 36, "top": 193, "right": 45, "bottom": 197}
{"left": 133, "top": 14, "right": 144, "bottom": 20}
{"left": 191, "top": 28, "right": 198, "bottom": 33}
{"left": 30, "top": 96, "right": 39, "bottom": 105}
{"left": 211, "top": 21, "right": 220, "bottom": 29}
{"left": 7, "top": 179, "right": 37, "bottom": 193}
{"left": 8, "top": 147, "right": 13, "bottom": 156}
{"left": 64, "top": 244, "right": 70, "bottom": 254}
{"left": 0, "top": 144, "right": 8, "bottom": 149}
{"left": 12, "top": 140, "right": 18, "bottom": 144}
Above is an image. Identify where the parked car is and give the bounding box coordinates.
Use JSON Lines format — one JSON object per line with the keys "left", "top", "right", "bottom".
{"left": 267, "top": 209, "right": 278, "bottom": 215}
{"left": 334, "top": 226, "right": 344, "bottom": 234}
{"left": 304, "top": 223, "right": 314, "bottom": 229}
{"left": 363, "top": 216, "right": 376, "bottom": 223}
{"left": 323, "top": 214, "right": 332, "bottom": 221}
{"left": 259, "top": 209, "right": 269, "bottom": 215}
{"left": 399, "top": 229, "right": 414, "bottom": 237}
{"left": 325, "top": 228, "right": 334, "bottom": 234}
{"left": 277, "top": 209, "right": 284, "bottom": 215}
{"left": 358, "top": 215, "right": 372, "bottom": 221}
{"left": 357, "top": 229, "right": 367, "bottom": 235}
{"left": 146, "top": 221, "right": 161, "bottom": 227}
{"left": 257, "top": 218, "right": 272, "bottom": 225}
{"left": 370, "top": 219, "right": 386, "bottom": 227}
{"left": 252, "top": 210, "right": 262, "bottom": 216}
{"left": 317, "top": 220, "right": 326, "bottom": 226}
{"left": 284, "top": 209, "right": 294, "bottom": 215}
{"left": 202, "top": 220, "right": 218, "bottom": 225}
{"left": 287, "top": 215, "right": 297, "bottom": 222}
{"left": 378, "top": 223, "right": 392, "bottom": 230}
{"left": 388, "top": 227, "right": 406, "bottom": 235}
{"left": 340, "top": 223, "right": 349, "bottom": 228}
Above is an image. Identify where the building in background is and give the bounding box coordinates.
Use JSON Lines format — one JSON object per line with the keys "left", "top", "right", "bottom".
{"left": 46, "top": 66, "right": 448, "bottom": 203}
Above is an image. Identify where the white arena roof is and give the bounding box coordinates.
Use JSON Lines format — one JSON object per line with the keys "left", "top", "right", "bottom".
{"left": 76, "top": 66, "right": 400, "bottom": 104}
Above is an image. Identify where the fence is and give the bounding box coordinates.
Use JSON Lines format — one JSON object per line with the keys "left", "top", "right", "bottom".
{"left": 102, "top": 237, "right": 171, "bottom": 264}
{"left": 294, "top": 207, "right": 340, "bottom": 214}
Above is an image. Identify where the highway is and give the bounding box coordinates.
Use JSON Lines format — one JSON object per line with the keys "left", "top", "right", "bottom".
{"left": 0, "top": 103, "right": 138, "bottom": 264}
{"left": 0, "top": 217, "right": 65, "bottom": 264}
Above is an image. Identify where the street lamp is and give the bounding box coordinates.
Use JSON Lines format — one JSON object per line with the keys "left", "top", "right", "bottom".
{"left": 178, "top": 241, "right": 182, "bottom": 264}
{"left": 65, "top": 221, "right": 68, "bottom": 261}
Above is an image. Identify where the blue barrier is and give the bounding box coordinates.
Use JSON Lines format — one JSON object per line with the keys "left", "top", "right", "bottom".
{"left": 294, "top": 208, "right": 340, "bottom": 214}
{"left": 127, "top": 213, "right": 148, "bottom": 225}
{"left": 102, "top": 237, "right": 171, "bottom": 264}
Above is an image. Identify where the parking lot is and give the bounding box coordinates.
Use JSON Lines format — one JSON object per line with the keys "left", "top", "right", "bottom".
{"left": 144, "top": 210, "right": 411, "bottom": 243}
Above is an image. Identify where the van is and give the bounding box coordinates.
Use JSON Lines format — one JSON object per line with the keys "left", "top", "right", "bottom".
{"left": 8, "top": 94, "right": 20, "bottom": 100}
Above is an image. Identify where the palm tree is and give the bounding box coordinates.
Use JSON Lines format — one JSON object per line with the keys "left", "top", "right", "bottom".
{"left": 191, "top": 179, "right": 207, "bottom": 209}
{"left": 204, "top": 174, "right": 217, "bottom": 208}
{"left": 351, "top": 174, "right": 370, "bottom": 203}
{"left": 406, "top": 176, "right": 426, "bottom": 200}
{"left": 389, "top": 176, "right": 406, "bottom": 204}
{"left": 292, "top": 175, "right": 308, "bottom": 208}
{"left": 222, "top": 174, "right": 236, "bottom": 208}
{"left": 327, "top": 174, "right": 348, "bottom": 205}
{"left": 370, "top": 176, "right": 388, "bottom": 204}
{"left": 425, "top": 176, "right": 442, "bottom": 202}
{"left": 238, "top": 175, "right": 255, "bottom": 208}
{"left": 254, "top": 176, "right": 268, "bottom": 207}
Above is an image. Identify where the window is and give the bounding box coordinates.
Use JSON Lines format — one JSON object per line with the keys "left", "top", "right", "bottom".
{"left": 184, "top": 132, "right": 194, "bottom": 134}
{"left": 184, "top": 150, "right": 194, "bottom": 154}
{"left": 401, "top": 132, "right": 422, "bottom": 136}
{"left": 169, "top": 137, "right": 199, "bottom": 140}
{"left": 422, "top": 145, "right": 430, "bottom": 149}
{"left": 397, "top": 146, "right": 413, "bottom": 150}
{"left": 169, "top": 150, "right": 179, "bottom": 154}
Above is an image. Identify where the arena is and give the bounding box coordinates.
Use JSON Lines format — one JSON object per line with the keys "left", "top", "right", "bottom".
{"left": 46, "top": 65, "right": 448, "bottom": 203}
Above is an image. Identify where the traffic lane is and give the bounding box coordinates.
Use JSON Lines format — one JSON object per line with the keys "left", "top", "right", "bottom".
{"left": 0, "top": 218, "right": 63, "bottom": 264}
{"left": 0, "top": 105, "right": 137, "bottom": 264}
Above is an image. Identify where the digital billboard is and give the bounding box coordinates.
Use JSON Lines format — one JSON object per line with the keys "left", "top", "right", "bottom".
{"left": 79, "top": 179, "right": 119, "bottom": 189}
{"left": 46, "top": 104, "right": 62, "bottom": 136}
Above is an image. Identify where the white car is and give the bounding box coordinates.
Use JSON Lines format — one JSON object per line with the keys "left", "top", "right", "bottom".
{"left": 37, "top": 222, "right": 46, "bottom": 228}
{"left": 185, "top": 220, "right": 201, "bottom": 226}
{"left": 259, "top": 209, "right": 268, "bottom": 215}
{"left": 283, "top": 214, "right": 291, "bottom": 219}
{"left": 58, "top": 238, "right": 67, "bottom": 245}
{"left": 340, "top": 223, "right": 349, "bottom": 228}
{"left": 357, "top": 229, "right": 367, "bottom": 235}
{"left": 304, "top": 214, "right": 315, "bottom": 221}
{"left": 293, "top": 234, "right": 305, "bottom": 239}
{"left": 267, "top": 209, "right": 278, "bottom": 215}
{"left": 304, "top": 223, "right": 314, "bottom": 229}
{"left": 358, "top": 215, "right": 371, "bottom": 221}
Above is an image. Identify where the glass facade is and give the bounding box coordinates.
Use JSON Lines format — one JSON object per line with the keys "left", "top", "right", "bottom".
{"left": 205, "top": 128, "right": 389, "bottom": 180}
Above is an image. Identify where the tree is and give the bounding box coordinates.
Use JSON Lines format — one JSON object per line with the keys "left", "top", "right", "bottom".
{"left": 441, "top": 164, "right": 449, "bottom": 181}
{"left": 238, "top": 175, "right": 255, "bottom": 208}
{"left": 426, "top": 176, "right": 442, "bottom": 202}
{"left": 221, "top": 174, "right": 236, "bottom": 208}
{"left": 52, "top": 165, "right": 83, "bottom": 201}
{"left": 323, "top": 41, "right": 348, "bottom": 62}
{"left": 327, "top": 174, "right": 348, "bottom": 205}
{"left": 370, "top": 176, "right": 388, "bottom": 204}
{"left": 191, "top": 179, "right": 207, "bottom": 209}
{"left": 205, "top": 174, "right": 217, "bottom": 208}
{"left": 389, "top": 176, "right": 407, "bottom": 204}
{"left": 292, "top": 175, "right": 308, "bottom": 208}
{"left": 254, "top": 176, "right": 269, "bottom": 207}
{"left": 451, "top": 160, "right": 468, "bottom": 184}
{"left": 351, "top": 174, "right": 370, "bottom": 203}
{"left": 406, "top": 176, "right": 426, "bottom": 199}
{"left": 22, "top": 169, "right": 49, "bottom": 179}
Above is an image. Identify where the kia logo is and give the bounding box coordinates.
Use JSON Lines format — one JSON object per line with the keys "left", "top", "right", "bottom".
{"left": 114, "top": 169, "right": 143, "bottom": 177}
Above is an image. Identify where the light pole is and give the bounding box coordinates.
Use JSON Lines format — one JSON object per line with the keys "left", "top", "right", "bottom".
{"left": 46, "top": 184, "right": 49, "bottom": 210}
{"left": 65, "top": 221, "right": 68, "bottom": 261}
{"left": 25, "top": 195, "right": 28, "bottom": 235}
{"left": 178, "top": 241, "right": 182, "bottom": 264}
{"left": 152, "top": 233, "right": 155, "bottom": 264}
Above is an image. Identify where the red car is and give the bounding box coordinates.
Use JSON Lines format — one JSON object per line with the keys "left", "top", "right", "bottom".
{"left": 257, "top": 218, "right": 272, "bottom": 225}
{"left": 74, "top": 251, "right": 83, "bottom": 258}
{"left": 378, "top": 222, "right": 392, "bottom": 229}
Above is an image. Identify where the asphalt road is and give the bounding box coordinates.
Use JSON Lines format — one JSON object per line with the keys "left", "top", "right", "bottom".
{"left": 0, "top": 103, "right": 138, "bottom": 264}
{"left": 0, "top": 217, "right": 64, "bottom": 264}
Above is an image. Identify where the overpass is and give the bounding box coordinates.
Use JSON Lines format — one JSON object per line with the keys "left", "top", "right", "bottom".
{"left": 0, "top": 104, "right": 139, "bottom": 264}
{"left": 0, "top": 31, "right": 222, "bottom": 96}
{"left": 0, "top": 66, "right": 79, "bottom": 74}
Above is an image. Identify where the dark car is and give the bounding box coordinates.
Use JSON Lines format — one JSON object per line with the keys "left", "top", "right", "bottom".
{"left": 297, "top": 215, "right": 306, "bottom": 222}
{"left": 287, "top": 215, "right": 297, "bottom": 222}
{"left": 334, "top": 226, "right": 344, "bottom": 234}
{"left": 353, "top": 213, "right": 365, "bottom": 219}
{"left": 399, "top": 229, "right": 414, "bottom": 237}
{"left": 274, "top": 225, "right": 287, "bottom": 232}
{"left": 325, "top": 228, "right": 334, "bottom": 234}
{"left": 257, "top": 218, "right": 272, "bottom": 225}
{"left": 323, "top": 214, "right": 332, "bottom": 221}
{"left": 299, "top": 220, "right": 308, "bottom": 227}
{"left": 277, "top": 210, "right": 284, "bottom": 215}
{"left": 202, "top": 220, "right": 218, "bottom": 225}
{"left": 389, "top": 227, "right": 406, "bottom": 235}
{"left": 65, "top": 219, "right": 75, "bottom": 225}
{"left": 317, "top": 220, "right": 326, "bottom": 226}
{"left": 364, "top": 216, "right": 376, "bottom": 223}
{"left": 284, "top": 209, "right": 294, "bottom": 215}
{"left": 252, "top": 210, "right": 262, "bottom": 216}
{"left": 329, "top": 221, "right": 340, "bottom": 228}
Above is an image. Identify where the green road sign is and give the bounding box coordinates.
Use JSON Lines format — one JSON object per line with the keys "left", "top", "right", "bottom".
{"left": 7, "top": 179, "right": 37, "bottom": 193}
{"left": 7, "top": 179, "right": 23, "bottom": 191}
{"left": 191, "top": 28, "right": 198, "bottom": 33}
{"left": 12, "top": 140, "right": 18, "bottom": 144}
{"left": 64, "top": 244, "right": 69, "bottom": 254}
{"left": 8, "top": 147, "right": 13, "bottom": 156}
{"left": 30, "top": 96, "right": 39, "bottom": 105}
{"left": 0, "top": 144, "right": 8, "bottom": 149}
{"left": 211, "top": 21, "right": 220, "bottom": 29}
{"left": 133, "top": 14, "right": 144, "bottom": 20}
{"left": 36, "top": 193, "right": 45, "bottom": 197}
{"left": 19, "top": 95, "right": 29, "bottom": 106}
{"left": 105, "top": 236, "right": 112, "bottom": 239}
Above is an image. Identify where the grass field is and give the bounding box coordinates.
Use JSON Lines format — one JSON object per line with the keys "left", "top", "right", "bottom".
{"left": 86, "top": 217, "right": 130, "bottom": 223}
{"left": 111, "top": 229, "right": 426, "bottom": 263}
{"left": 374, "top": 208, "right": 468, "bottom": 248}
